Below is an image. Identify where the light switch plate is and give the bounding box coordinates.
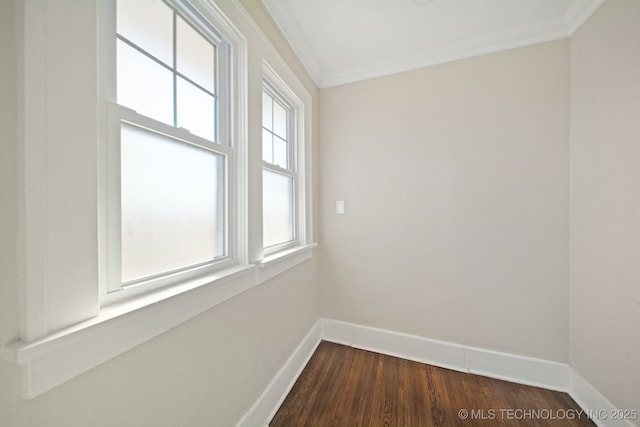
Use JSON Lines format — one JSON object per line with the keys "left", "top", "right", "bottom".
{"left": 336, "top": 200, "right": 345, "bottom": 215}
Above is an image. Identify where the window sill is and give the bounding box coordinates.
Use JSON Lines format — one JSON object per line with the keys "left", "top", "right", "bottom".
{"left": 259, "top": 242, "right": 317, "bottom": 267}
{"left": 257, "top": 243, "right": 317, "bottom": 283}
{"left": 1, "top": 245, "right": 316, "bottom": 398}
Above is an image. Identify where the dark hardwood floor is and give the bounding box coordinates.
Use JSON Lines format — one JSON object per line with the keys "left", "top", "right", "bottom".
{"left": 270, "top": 341, "right": 595, "bottom": 427}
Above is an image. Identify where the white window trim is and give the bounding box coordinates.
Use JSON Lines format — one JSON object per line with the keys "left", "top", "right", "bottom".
{"left": 1, "top": 263, "right": 258, "bottom": 399}
{"left": 101, "top": 0, "right": 247, "bottom": 305}
{"left": 3, "top": 0, "right": 316, "bottom": 400}
{"left": 260, "top": 60, "right": 311, "bottom": 260}
{"left": 103, "top": 105, "right": 239, "bottom": 304}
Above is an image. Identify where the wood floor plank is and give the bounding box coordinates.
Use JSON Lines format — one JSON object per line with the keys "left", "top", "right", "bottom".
{"left": 270, "top": 341, "right": 596, "bottom": 427}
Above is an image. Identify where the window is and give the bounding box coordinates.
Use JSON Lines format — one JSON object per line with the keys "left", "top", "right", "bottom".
{"left": 262, "top": 84, "right": 297, "bottom": 252}
{"left": 9, "top": 0, "right": 317, "bottom": 400}
{"left": 105, "top": 0, "right": 240, "bottom": 301}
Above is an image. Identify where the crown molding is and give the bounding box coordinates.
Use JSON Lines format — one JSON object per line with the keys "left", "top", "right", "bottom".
{"left": 565, "top": 0, "right": 605, "bottom": 35}
{"left": 261, "top": 0, "right": 607, "bottom": 88}
{"left": 320, "top": 17, "right": 569, "bottom": 88}
{"left": 260, "top": 0, "right": 323, "bottom": 87}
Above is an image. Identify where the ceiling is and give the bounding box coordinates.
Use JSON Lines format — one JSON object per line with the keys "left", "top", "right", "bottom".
{"left": 261, "top": 0, "right": 604, "bottom": 87}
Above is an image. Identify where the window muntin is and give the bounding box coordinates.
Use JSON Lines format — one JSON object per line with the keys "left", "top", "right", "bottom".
{"left": 176, "top": 15, "right": 215, "bottom": 93}
{"left": 116, "top": 0, "right": 173, "bottom": 66}
{"left": 176, "top": 76, "right": 216, "bottom": 141}
{"left": 262, "top": 90, "right": 290, "bottom": 168}
{"left": 107, "top": 0, "right": 235, "bottom": 297}
{"left": 116, "top": 0, "right": 220, "bottom": 143}
{"left": 116, "top": 39, "right": 174, "bottom": 125}
{"left": 262, "top": 85, "right": 297, "bottom": 250}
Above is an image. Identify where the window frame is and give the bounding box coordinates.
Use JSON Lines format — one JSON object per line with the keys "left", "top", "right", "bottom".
{"left": 262, "top": 83, "right": 298, "bottom": 253}
{"left": 100, "top": 0, "right": 248, "bottom": 305}
{"left": 261, "top": 62, "right": 309, "bottom": 258}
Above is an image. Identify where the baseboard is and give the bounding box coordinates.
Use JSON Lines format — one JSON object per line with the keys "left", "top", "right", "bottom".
{"left": 235, "top": 321, "right": 321, "bottom": 427}
{"left": 569, "top": 370, "right": 638, "bottom": 427}
{"left": 237, "top": 318, "right": 633, "bottom": 427}
{"left": 320, "top": 319, "right": 570, "bottom": 392}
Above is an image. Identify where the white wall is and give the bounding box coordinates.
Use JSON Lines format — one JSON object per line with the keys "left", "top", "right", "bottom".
{"left": 319, "top": 40, "right": 570, "bottom": 362}
{"left": 570, "top": 0, "right": 640, "bottom": 414}
{"left": 0, "top": 0, "right": 319, "bottom": 426}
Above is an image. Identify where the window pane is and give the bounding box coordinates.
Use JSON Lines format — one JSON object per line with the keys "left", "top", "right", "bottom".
{"left": 177, "top": 77, "right": 216, "bottom": 141}
{"left": 263, "top": 169, "right": 294, "bottom": 247}
{"left": 273, "top": 100, "right": 288, "bottom": 139}
{"left": 117, "top": 0, "right": 173, "bottom": 66}
{"left": 263, "top": 129, "right": 273, "bottom": 163}
{"left": 177, "top": 16, "right": 215, "bottom": 93}
{"left": 117, "top": 40, "right": 173, "bottom": 125}
{"left": 273, "top": 136, "right": 288, "bottom": 169}
{"left": 262, "top": 92, "right": 273, "bottom": 130}
{"left": 121, "top": 124, "right": 225, "bottom": 282}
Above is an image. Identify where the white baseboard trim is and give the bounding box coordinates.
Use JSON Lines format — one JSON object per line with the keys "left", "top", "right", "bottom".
{"left": 235, "top": 321, "right": 321, "bottom": 427}
{"left": 321, "top": 319, "right": 570, "bottom": 392}
{"left": 238, "top": 318, "right": 634, "bottom": 427}
{"left": 569, "top": 370, "right": 638, "bottom": 427}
